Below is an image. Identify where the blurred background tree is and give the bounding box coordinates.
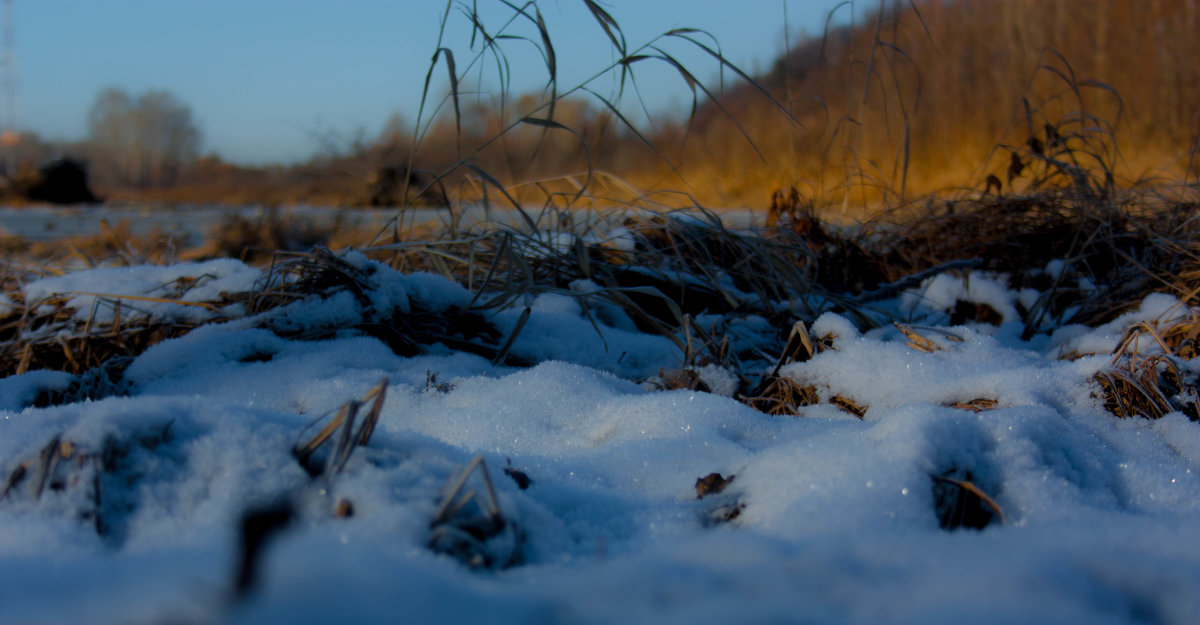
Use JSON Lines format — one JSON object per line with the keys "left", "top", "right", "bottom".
{"left": 87, "top": 87, "right": 201, "bottom": 189}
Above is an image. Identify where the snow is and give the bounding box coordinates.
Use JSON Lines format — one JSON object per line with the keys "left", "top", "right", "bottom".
{"left": 1052, "top": 292, "right": 1192, "bottom": 357}
{"left": 690, "top": 363, "right": 740, "bottom": 396}
{"left": 900, "top": 270, "right": 1021, "bottom": 323}
{"left": 781, "top": 319, "right": 1100, "bottom": 417}
{"left": 2, "top": 255, "right": 1200, "bottom": 624}
{"left": 22, "top": 259, "right": 262, "bottom": 324}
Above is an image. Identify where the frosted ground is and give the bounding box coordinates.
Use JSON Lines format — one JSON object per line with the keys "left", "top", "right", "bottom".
{"left": 1, "top": 251, "right": 1199, "bottom": 624}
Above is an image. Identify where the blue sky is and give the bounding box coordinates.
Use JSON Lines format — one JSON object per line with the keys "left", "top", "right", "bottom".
{"left": 16, "top": 1, "right": 845, "bottom": 165}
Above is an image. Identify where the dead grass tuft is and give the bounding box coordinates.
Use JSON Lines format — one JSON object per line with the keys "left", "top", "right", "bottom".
{"left": 186, "top": 210, "right": 375, "bottom": 264}
{"left": 0, "top": 244, "right": 534, "bottom": 403}
{"left": 429, "top": 455, "right": 522, "bottom": 569}
{"left": 1093, "top": 319, "right": 1200, "bottom": 421}
{"left": 293, "top": 379, "right": 389, "bottom": 477}
{"left": 0, "top": 270, "right": 239, "bottom": 383}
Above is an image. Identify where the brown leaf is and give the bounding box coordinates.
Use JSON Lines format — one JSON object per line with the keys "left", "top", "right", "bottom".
{"left": 695, "top": 472, "right": 734, "bottom": 499}
{"left": 948, "top": 398, "right": 999, "bottom": 412}
{"left": 894, "top": 323, "right": 939, "bottom": 353}
{"left": 831, "top": 395, "right": 867, "bottom": 418}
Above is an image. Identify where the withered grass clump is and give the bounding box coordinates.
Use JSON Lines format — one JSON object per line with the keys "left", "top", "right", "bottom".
{"left": 0, "top": 276, "right": 238, "bottom": 381}
{"left": 1092, "top": 320, "right": 1200, "bottom": 421}
{"left": 0, "top": 246, "right": 530, "bottom": 406}
{"left": 293, "top": 379, "right": 389, "bottom": 477}
{"left": 874, "top": 190, "right": 1166, "bottom": 333}
{"left": 766, "top": 188, "right": 890, "bottom": 295}
{"left": 429, "top": 455, "right": 523, "bottom": 569}
{"left": 6, "top": 173, "right": 1200, "bottom": 425}
{"left": 362, "top": 196, "right": 900, "bottom": 366}
{"left": 867, "top": 120, "right": 1200, "bottom": 335}
{"left": 11, "top": 219, "right": 185, "bottom": 268}
{"left": 186, "top": 210, "right": 376, "bottom": 263}
{"left": 741, "top": 321, "right": 869, "bottom": 418}
{"left": 363, "top": 208, "right": 817, "bottom": 351}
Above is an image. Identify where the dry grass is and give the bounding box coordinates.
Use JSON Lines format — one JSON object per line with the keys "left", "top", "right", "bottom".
{"left": 0, "top": 244, "right": 524, "bottom": 402}
{"left": 0, "top": 422, "right": 174, "bottom": 542}
{"left": 15, "top": 219, "right": 184, "bottom": 267}
{"left": 82, "top": 0, "right": 1199, "bottom": 213}
{"left": 185, "top": 210, "right": 377, "bottom": 263}
{"left": 293, "top": 379, "right": 389, "bottom": 477}
{"left": 5, "top": 168, "right": 1200, "bottom": 424}
{"left": 0, "top": 270, "right": 238, "bottom": 384}
{"left": 429, "top": 454, "right": 522, "bottom": 569}
{"left": 1092, "top": 318, "right": 1200, "bottom": 421}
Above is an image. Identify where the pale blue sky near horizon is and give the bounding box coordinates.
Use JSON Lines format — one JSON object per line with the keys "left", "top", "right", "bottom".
{"left": 15, "top": 1, "right": 848, "bottom": 165}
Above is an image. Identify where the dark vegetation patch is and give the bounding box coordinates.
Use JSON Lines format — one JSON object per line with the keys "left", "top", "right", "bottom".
{"left": 931, "top": 469, "right": 1005, "bottom": 531}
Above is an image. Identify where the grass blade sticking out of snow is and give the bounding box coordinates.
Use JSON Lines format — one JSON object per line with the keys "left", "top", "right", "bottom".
{"left": 932, "top": 472, "right": 1006, "bottom": 531}
{"left": 354, "top": 381, "right": 388, "bottom": 446}
{"left": 324, "top": 401, "right": 360, "bottom": 477}
{"left": 31, "top": 433, "right": 64, "bottom": 501}
{"left": 893, "top": 323, "right": 940, "bottom": 353}
{"left": 744, "top": 375, "right": 821, "bottom": 417}
{"left": 695, "top": 473, "right": 734, "bottom": 499}
{"left": 294, "top": 380, "right": 389, "bottom": 476}
{"left": 744, "top": 322, "right": 824, "bottom": 416}
{"left": 0, "top": 462, "right": 27, "bottom": 502}
{"left": 830, "top": 395, "right": 868, "bottom": 419}
{"left": 492, "top": 306, "right": 531, "bottom": 366}
{"left": 770, "top": 322, "right": 816, "bottom": 378}
{"left": 233, "top": 500, "right": 295, "bottom": 601}
{"left": 429, "top": 455, "right": 521, "bottom": 569}
{"left": 695, "top": 472, "right": 743, "bottom": 525}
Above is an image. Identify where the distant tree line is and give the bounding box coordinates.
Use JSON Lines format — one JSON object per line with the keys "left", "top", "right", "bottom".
{"left": 326, "top": 0, "right": 1200, "bottom": 207}
{"left": 6, "top": 0, "right": 1197, "bottom": 208}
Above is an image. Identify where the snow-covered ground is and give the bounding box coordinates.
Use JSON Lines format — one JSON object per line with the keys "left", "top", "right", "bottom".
{"left": 1, "top": 254, "right": 1199, "bottom": 624}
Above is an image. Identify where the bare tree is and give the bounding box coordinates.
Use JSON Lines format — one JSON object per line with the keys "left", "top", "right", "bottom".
{"left": 87, "top": 87, "right": 201, "bottom": 188}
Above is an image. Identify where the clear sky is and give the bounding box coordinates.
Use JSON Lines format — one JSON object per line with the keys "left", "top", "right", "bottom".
{"left": 15, "top": 1, "right": 845, "bottom": 165}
